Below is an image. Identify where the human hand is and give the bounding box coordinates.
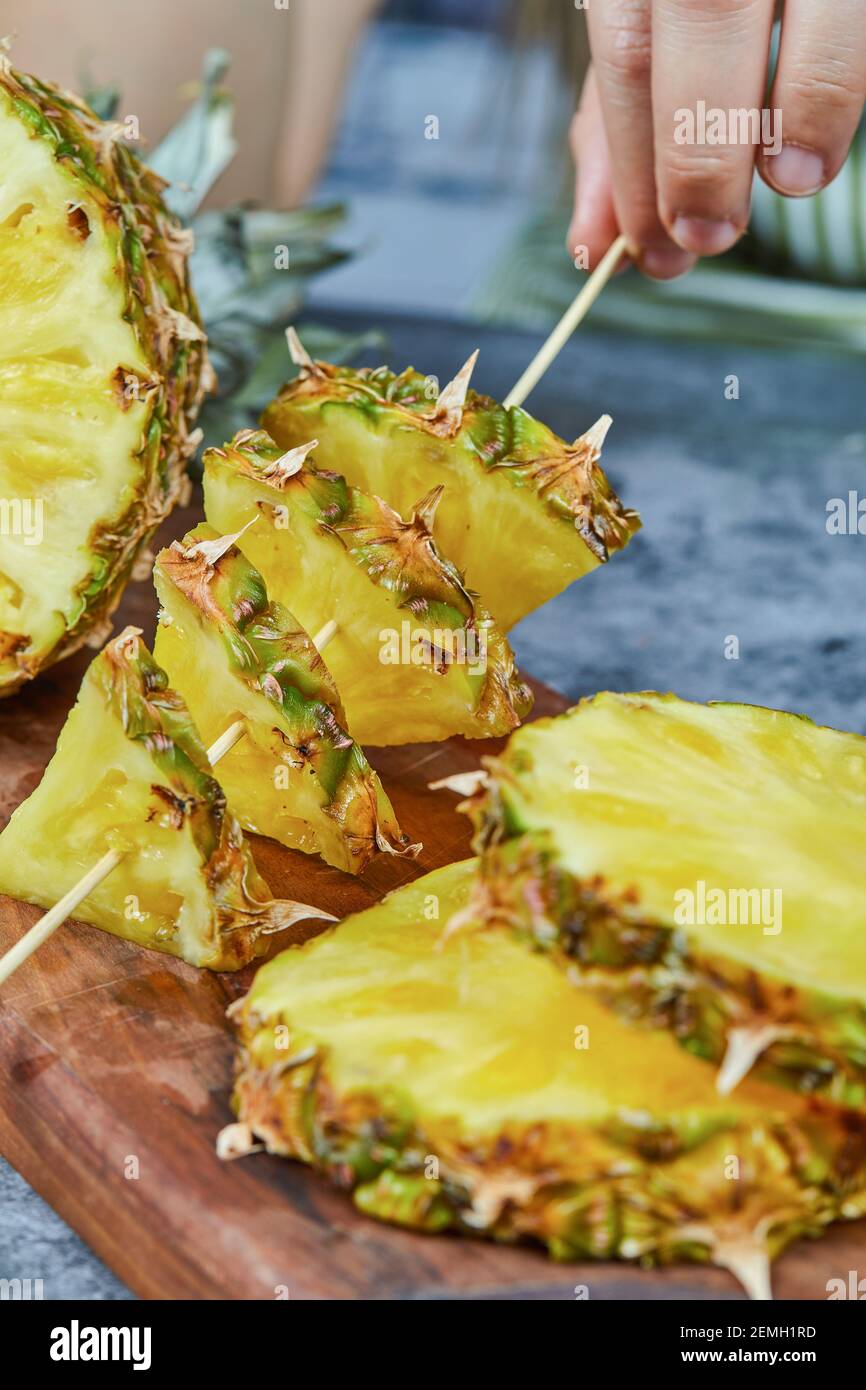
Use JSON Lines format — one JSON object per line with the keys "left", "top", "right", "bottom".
{"left": 568, "top": 1, "right": 866, "bottom": 280}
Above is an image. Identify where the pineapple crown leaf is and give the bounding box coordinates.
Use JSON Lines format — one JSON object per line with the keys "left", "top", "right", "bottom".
{"left": 149, "top": 47, "right": 236, "bottom": 222}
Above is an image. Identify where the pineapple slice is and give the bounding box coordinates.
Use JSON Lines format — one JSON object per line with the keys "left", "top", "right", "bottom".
{"left": 0, "top": 628, "right": 332, "bottom": 970}
{"left": 153, "top": 524, "right": 418, "bottom": 874}
{"left": 226, "top": 859, "right": 866, "bottom": 1286}
{"left": 461, "top": 692, "right": 866, "bottom": 1107}
{"left": 262, "top": 340, "right": 639, "bottom": 631}
{"left": 202, "top": 429, "right": 532, "bottom": 746}
{"left": 0, "top": 61, "right": 210, "bottom": 696}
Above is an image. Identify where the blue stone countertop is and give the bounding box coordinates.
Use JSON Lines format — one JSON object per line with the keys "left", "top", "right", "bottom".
{"left": 2, "top": 311, "right": 864, "bottom": 1299}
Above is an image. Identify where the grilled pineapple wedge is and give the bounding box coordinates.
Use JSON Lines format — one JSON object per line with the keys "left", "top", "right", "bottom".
{"left": 203, "top": 429, "right": 532, "bottom": 745}
{"left": 0, "top": 628, "right": 332, "bottom": 969}
{"left": 0, "top": 61, "right": 209, "bottom": 697}
{"left": 225, "top": 859, "right": 866, "bottom": 1289}
{"left": 262, "top": 337, "right": 639, "bottom": 631}
{"left": 153, "top": 524, "right": 418, "bottom": 874}
{"left": 461, "top": 692, "right": 866, "bottom": 1107}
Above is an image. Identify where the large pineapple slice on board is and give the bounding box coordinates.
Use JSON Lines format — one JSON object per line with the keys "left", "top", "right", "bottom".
{"left": 0, "top": 60, "right": 210, "bottom": 697}
{"left": 203, "top": 429, "right": 532, "bottom": 745}
{"left": 460, "top": 692, "right": 866, "bottom": 1107}
{"left": 0, "top": 628, "right": 332, "bottom": 970}
{"left": 262, "top": 336, "right": 639, "bottom": 631}
{"left": 153, "top": 524, "right": 418, "bottom": 874}
{"left": 224, "top": 859, "right": 866, "bottom": 1291}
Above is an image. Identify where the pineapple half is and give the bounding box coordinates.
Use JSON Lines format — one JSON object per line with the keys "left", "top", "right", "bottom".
{"left": 461, "top": 692, "right": 866, "bottom": 1108}
{"left": 202, "top": 429, "right": 532, "bottom": 746}
{"left": 153, "top": 523, "right": 419, "bottom": 874}
{"left": 0, "top": 60, "right": 210, "bottom": 696}
{"left": 224, "top": 859, "right": 866, "bottom": 1290}
{"left": 0, "top": 628, "right": 332, "bottom": 969}
{"left": 262, "top": 334, "right": 640, "bottom": 631}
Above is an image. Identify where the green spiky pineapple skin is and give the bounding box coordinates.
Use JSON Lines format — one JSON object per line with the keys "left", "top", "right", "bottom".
{"left": 0, "top": 630, "right": 291, "bottom": 970}
{"left": 153, "top": 524, "right": 414, "bottom": 873}
{"left": 203, "top": 430, "right": 533, "bottom": 744}
{"left": 230, "top": 861, "right": 866, "bottom": 1269}
{"left": 263, "top": 362, "right": 640, "bottom": 630}
{"left": 0, "top": 62, "right": 210, "bottom": 695}
{"left": 465, "top": 692, "right": 866, "bottom": 1109}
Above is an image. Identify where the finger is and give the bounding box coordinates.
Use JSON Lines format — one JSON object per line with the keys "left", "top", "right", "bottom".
{"left": 567, "top": 68, "right": 623, "bottom": 271}
{"left": 760, "top": 0, "right": 866, "bottom": 197}
{"left": 587, "top": 0, "right": 695, "bottom": 278}
{"left": 652, "top": 0, "right": 777, "bottom": 257}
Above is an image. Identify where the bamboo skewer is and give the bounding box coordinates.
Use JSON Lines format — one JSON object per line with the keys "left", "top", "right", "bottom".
{"left": 312, "top": 619, "right": 338, "bottom": 652}
{"left": 3, "top": 231, "right": 627, "bottom": 990}
{"left": 0, "top": 619, "right": 342, "bottom": 988}
{"left": 502, "top": 233, "right": 629, "bottom": 410}
{"left": 0, "top": 849, "right": 125, "bottom": 987}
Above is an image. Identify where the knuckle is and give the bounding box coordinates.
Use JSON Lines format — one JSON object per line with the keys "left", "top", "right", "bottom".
{"left": 596, "top": 43, "right": 651, "bottom": 89}
{"left": 783, "top": 68, "right": 864, "bottom": 121}
{"left": 663, "top": 146, "right": 744, "bottom": 192}
{"left": 595, "top": 10, "right": 652, "bottom": 85}
{"left": 663, "top": 0, "right": 767, "bottom": 26}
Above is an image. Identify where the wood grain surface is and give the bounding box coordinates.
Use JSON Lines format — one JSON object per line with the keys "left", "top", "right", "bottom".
{"left": 0, "top": 503, "right": 863, "bottom": 1300}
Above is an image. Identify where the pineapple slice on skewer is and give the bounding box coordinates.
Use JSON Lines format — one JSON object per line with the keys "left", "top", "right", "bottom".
{"left": 223, "top": 859, "right": 866, "bottom": 1292}
{"left": 0, "top": 60, "right": 210, "bottom": 697}
{"left": 459, "top": 692, "right": 866, "bottom": 1108}
{"left": 261, "top": 333, "right": 639, "bottom": 631}
{"left": 0, "top": 628, "right": 332, "bottom": 971}
{"left": 202, "top": 429, "right": 532, "bottom": 746}
{"left": 153, "top": 524, "right": 419, "bottom": 875}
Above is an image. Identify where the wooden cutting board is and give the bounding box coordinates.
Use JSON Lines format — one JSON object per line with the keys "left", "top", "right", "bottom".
{"left": 1, "top": 507, "right": 863, "bottom": 1301}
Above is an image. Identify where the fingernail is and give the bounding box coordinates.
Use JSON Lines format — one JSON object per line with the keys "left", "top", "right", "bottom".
{"left": 671, "top": 216, "right": 741, "bottom": 255}
{"left": 640, "top": 245, "right": 695, "bottom": 280}
{"left": 762, "top": 143, "right": 825, "bottom": 196}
